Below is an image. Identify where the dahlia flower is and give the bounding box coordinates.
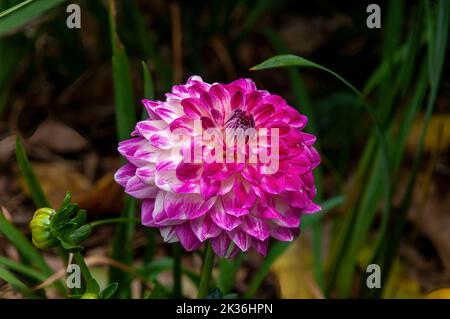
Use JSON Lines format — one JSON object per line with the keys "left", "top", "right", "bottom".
{"left": 114, "top": 76, "right": 320, "bottom": 257}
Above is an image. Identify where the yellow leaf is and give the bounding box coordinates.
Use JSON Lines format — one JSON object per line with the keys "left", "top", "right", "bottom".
{"left": 271, "top": 236, "right": 324, "bottom": 298}
{"left": 426, "top": 289, "right": 450, "bottom": 299}
{"left": 406, "top": 114, "right": 450, "bottom": 153}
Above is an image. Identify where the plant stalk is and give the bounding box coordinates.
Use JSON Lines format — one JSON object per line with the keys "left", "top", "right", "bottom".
{"left": 197, "top": 242, "right": 215, "bottom": 299}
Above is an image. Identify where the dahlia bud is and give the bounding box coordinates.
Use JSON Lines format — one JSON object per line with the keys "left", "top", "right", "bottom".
{"left": 29, "top": 207, "right": 58, "bottom": 249}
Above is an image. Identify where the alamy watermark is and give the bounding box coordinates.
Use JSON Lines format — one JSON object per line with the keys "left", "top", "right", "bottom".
{"left": 66, "top": 4, "right": 81, "bottom": 29}
{"left": 366, "top": 264, "right": 381, "bottom": 289}
{"left": 366, "top": 4, "right": 381, "bottom": 29}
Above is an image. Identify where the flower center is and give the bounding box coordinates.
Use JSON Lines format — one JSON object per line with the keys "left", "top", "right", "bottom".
{"left": 224, "top": 109, "right": 255, "bottom": 130}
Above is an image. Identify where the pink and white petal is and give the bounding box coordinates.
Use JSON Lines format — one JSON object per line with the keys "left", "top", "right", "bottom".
{"left": 190, "top": 214, "right": 222, "bottom": 242}
{"left": 169, "top": 116, "right": 194, "bottom": 133}
{"left": 181, "top": 98, "right": 208, "bottom": 119}
{"left": 244, "top": 91, "right": 266, "bottom": 114}
{"left": 210, "top": 232, "right": 231, "bottom": 257}
{"left": 235, "top": 180, "right": 256, "bottom": 208}
{"left": 200, "top": 177, "right": 221, "bottom": 200}
{"left": 272, "top": 209, "right": 301, "bottom": 228}
{"left": 217, "top": 177, "right": 234, "bottom": 196}
{"left": 260, "top": 175, "right": 285, "bottom": 194}
{"left": 163, "top": 193, "right": 193, "bottom": 221}
{"left": 141, "top": 199, "right": 156, "bottom": 226}
{"left": 136, "top": 120, "right": 167, "bottom": 139}
{"left": 143, "top": 99, "right": 184, "bottom": 124}
{"left": 257, "top": 205, "right": 283, "bottom": 219}
{"left": 176, "top": 162, "right": 202, "bottom": 181}
{"left": 241, "top": 215, "right": 270, "bottom": 241}
{"left": 118, "top": 138, "right": 147, "bottom": 166}
{"left": 200, "top": 92, "right": 224, "bottom": 125}
{"left": 149, "top": 132, "right": 173, "bottom": 149}
{"left": 125, "top": 175, "right": 158, "bottom": 199}
{"left": 289, "top": 154, "right": 312, "bottom": 175}
{"left": 135, "top": 165, "right": 156, "bottom": 184}
{"left": 253, "top": 104, "right": 275, "bottom": 125}
{"left": 230, "top": 91, "right": 244, "bottom": 110}
{"left": 134, "top": 143, "right": 160, "bottom": 163}
{"left": 226, "top": 208, "right": 249, "bottom": 217}
{"left": 209, "top": 84, "right": 231, "bottom": 117}
{"left": 156, "top": 149, "right": 183, "bottom": 169}
{"left": 289, "top": 190, "right": 309, "bottom": 209}
{"left": 172, "top": 180, "right": 200, "bottom": 194}
{"left": 155, "top": 169, "right": 184, "bottom": 193}
{"left": 252, "top": 238, "right": 268, "bottom": 256}
{"left": 164, "top": 193, "right": 215, "bottom": 220}
{"left": 176, "top": 223, "right": 202, "bottom": 251}
{"left": 227, "top": 229, "right": 250, "bottom": 252}
{"left": 152, "top": 191, "right": 166, "bottom": 223}
{"left": 284, "top": 175, "right": 302, "bottom": 192}
{"left": 210, "top": 200, "right": 241, "bottom": 231}
{"left": 160, "top": 226, "right": 179, "bottom": 243}
{"left": 229, "top": 78, "right": 256, "bottom": 93}
{"left": 270, "top": 226, "right": 299, "bottom": 242}
{"left": 141, "top": 99, "right": 162, "bottom": 120}
{"left": 114, "top": 164, "right": 136, "bottom": 188}
{"left": 302, "top": 202, "right": 321, "bottom": 214}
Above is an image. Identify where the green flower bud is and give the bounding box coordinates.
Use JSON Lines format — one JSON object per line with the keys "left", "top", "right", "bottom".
{"left": 30, "top": 208, "right": 58, "bottom": 249}
{"left": 81, "top": 292, "right": 98, "bottom": 299}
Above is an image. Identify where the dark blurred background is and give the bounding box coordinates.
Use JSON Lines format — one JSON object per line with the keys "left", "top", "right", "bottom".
{"left": 0, "top": 0, "right": 449, "bottom": 298}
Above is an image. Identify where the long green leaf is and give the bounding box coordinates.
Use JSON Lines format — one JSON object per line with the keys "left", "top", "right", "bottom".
{"left": 15, "top": 137, "right": 50, "bottom": 208}
{"left": 108, "top": 0, "right": 137, "bottom": 298}
{"left": 0, "top": 256, "right": 47, "bottom": 282}
{"left": 251, "top": 54, "right": 361, "bottom": 98}
{"left": 0, "top": 209, "right": 51, "bottom": 275}
{"left": 141, "top": 61, "right": 154, "bottom": 100}
{"left": 0, "top": 0, "right": 67, "bottom": 37}
{"left": 218, "top": 254, "right": 244, "bottom": 295}
{"left": 0, "top": 267, "right": 30, "bottom": 294}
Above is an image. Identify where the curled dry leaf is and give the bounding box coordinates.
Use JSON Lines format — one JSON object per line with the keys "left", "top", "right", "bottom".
{"left": 18, "top": 162, "right": 92, "bottom": 208}
{"left": 29, "top": 120, "right": 89, "bottom": 154}
{"left": 427, "top": 288, "right": 450, "bottom": 299}
{"left": 78, "top": 172, "right": 124, "bottom": 216}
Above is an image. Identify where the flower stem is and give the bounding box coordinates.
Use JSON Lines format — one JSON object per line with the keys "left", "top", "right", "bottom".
{"left": 172, "top": 244, "right": 182, "bottom": 298}
{"left": 88, "top": 217, "right": 140, "bottom": 228}
{"left": 197, "top": 241, "right": 215, "bottom": 299}
{"left": 73, "top": 252, "right": 92, "bottom": 283}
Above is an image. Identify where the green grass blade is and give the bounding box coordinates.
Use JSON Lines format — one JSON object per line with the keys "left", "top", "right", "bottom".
{"left": 251, "top": 54, "right": 362, "bottom": 98}
{"left": 0, "top": 256, "right": 47, "bottom": 282}
{"left": 0, "top": 209, "right": 52, "bottom": 275}
{"left": 218, "top": 254, "right": 244, "bottom": 295}
{"left": 109, "top": 0, "right": 137, "bottom": 141}
{"left": 0, "top": 0, "right": 67, "bottom": 37}
{"left": 141, "top": 61, "right": 154, "bottom": 100}
{"left": 108, "top": 0, "right": 137, "bottom": 298}
{"left": 15, "top": 137, "right": 50, "bottom": 208}
{"left": 0, "top": 267, "right": 30, "bottom": 295}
